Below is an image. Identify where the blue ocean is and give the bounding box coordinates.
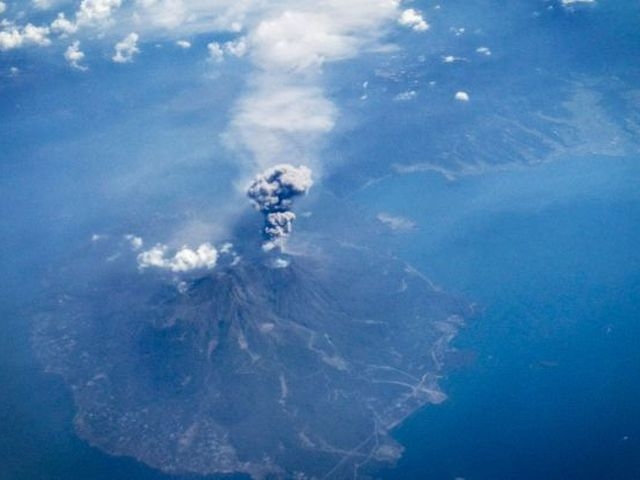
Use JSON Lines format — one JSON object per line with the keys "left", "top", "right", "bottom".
{"left": 363, "top": 155, "right": 640, "bottom": 479}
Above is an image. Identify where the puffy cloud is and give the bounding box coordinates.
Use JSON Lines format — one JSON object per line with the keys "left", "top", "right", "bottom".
{"left": 0, "top": 2, "right": 6, "bottom": 14}
{"left": 207, "top": 41, "right": 224, "bottom": 61}
{"left": 137, "top": 243, "right": 218, "bottom": 272}
{"left": 476, "top": 46, "right": 492, "bottom": 56}
{"left": 0, "top": 29, "right": 22, "bottom": 51}
{"left": 112, "top": 32, "right": 139, "bottom": 63}
{"left": 246, "top": 2, "right": 400, "bottom": 72}
{"left": 247, "top": 164, "right": 312, "bottom": 250}
{"left": 250, "top": 11, "right": 358, "bottom": 71}
{"left": 124, "top": 234, "right": 143, "bottom": 250}
{"left": 0, "top": 23, "right": 51, "bottom": 51}
{"left": 133, "top": 0, "right": 188, "bottom": 29}
{"left": 454, "top": 91, "right": 470, "bottom": 102}
{"left": 224, "top": 37, "right": 246, "bottom": 57}
{"left": 134, "top": 237, "right": 239, "bottom": 273}
{"left": 123, "top": 0, "right": 246, "bottom": 34}
{"left": 76, "top": 0, "right": 122, "bottom": 26}
{"left": 398, "top": 9, "right": 429, "bottom": 32}
{"left": 23, "top": 23, "right": 51, "bottom": 45}
{"left": 64, "top": 40, "right": 87, "bottom": 70}
{"left": 175, "top": 39, "right": 190, "bottom": 48}
{"left": 49, "top": 0, "right": 121, "bottom": 38}
{"left": 207, "top": 37, "right": 247, "bottom": 62}
{"left": 51, "top": 13, "right": 78, "bottom": 35}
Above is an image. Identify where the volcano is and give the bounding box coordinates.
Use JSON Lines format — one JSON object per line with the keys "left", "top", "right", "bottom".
{"left": 34, "top": 237, "right": 471, "bottom": 479}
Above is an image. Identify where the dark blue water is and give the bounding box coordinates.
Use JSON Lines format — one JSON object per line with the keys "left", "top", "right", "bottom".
{"left": 388, "top": 205, "right": 639, "bottom": 479}
{"left": 360, "top": 156, "right": 640, "bottom": 479}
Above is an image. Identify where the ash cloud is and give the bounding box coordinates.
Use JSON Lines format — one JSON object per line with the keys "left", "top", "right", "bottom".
{"left": 247, "top": 164, "right": 313, "bottom": 251}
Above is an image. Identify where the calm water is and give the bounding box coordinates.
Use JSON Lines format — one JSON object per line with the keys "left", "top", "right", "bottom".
{"left": 1, "top": 154, "right": 638, "bottom": 479}
{"left": 362, "top": 155, "right": 640, "bottom": 479}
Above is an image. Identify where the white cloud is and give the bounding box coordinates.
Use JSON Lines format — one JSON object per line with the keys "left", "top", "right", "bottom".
{"left": 559, "top": 0, "right": 596, "bottom": 11}
{"left": 237, "top": 85, "right": 335, "bottom": 136}
{"left": 223, "top": 0, "right": 402, "bottom": 173}
{"left": 476, "top": 46, "right": 492, "bottom": 56}
{"left": 207, "top": 37, "right": 247, "bottom": 62}
{"left": 124, "top": 0, "right": 247, "bottom": 35}
{"left": 23, "top": 23, "right": 51, "bottom": 45}
{"left": 0, "top": 2, "right": 6, "bottom": 14}
{"left": 228, "top": 81, "right": 337, "bottom": 168}
{"left": 32, "top": 0, "right": 53, "bottom": 9}
{"left": 394, "top": 90, "right": 417, "bottom": 101}
{"left": 377, "top": 212, "right": 416, "bottom": 231}
{"left": 175, "top": 39, "right": 190, "bottom": 48}
{"left": 0, "top": 29, "right": 22, "bottom": 50}
{"left": 64, "top": 40, "right": 87, "bottom": 70}
{"left": 0, "top": 23, "right": 51, "bottom": 51}
{"left": 443, "top": 55, "right": 467, "bottom": 64}
{"left": 207, "top": 41, "right": 223, "bottom": 62}
{"left": 137, "top": 243, "right": 218, "bottom": 272}
{"left": 76, "top": 0, "right": 122, "bottom": 26}
{"left": 250, "top": 11, "right": 358, "bottom": 71}
{"left": 399, "top": 8, "right": 429, "bottom": 32}
{"left": 224, "top": 37, "right": 246, "bottom": 57}
{"left": 133, "top": 0, "right": 188, "bottom": 29}
{"left": 51, "top": 13, "right": 78, "bottom": 35}
{"left": 112, "top": 32, "right": 139, "bottom": 63}
{"left": 455, "top": 91, "right": 470, "bottom": 102}
{"left": 124, "top": 234, "right": 143, "bottom": 250}
{"left": 49, "top": 0, "right": 121, "bottom": 38}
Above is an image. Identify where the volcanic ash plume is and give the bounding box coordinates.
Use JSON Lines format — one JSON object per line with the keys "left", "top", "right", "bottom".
{"left": 247, "top": 164, "right": 313, "bottom": 251}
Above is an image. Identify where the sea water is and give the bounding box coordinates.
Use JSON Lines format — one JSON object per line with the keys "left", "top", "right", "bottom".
{"left": 353, "top": 155, "right": 640, "bottom": 479}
